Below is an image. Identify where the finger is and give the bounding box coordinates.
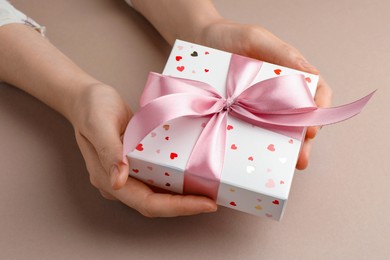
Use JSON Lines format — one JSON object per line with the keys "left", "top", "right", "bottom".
{"left": 314, "top": 76, "right": 333, "bottom": 108}
{"left": 75, "top": 132, "right": 111, "bottom": 190}
{"left": 296, "top": 138, "right": 313, "bottom": 170}
{"left": 99, "top": 190, "right": 117, "bottom": 201}
{"left": 305, "top": 76, "right": 333, "bottom": 139}
{"left": 113, "top": 178, "right": 217, "bottom": 217}
{"left": 84, "top": 122, "right": 129, "bottom": 190}
{"left": 140, "top": 193, "right": 218, "bottom": 217}
{"left": 305, "top": 126, "right": 318, "bottom": 140}
{"left": 77, "top": 131, "right": 132, "bottom": 202}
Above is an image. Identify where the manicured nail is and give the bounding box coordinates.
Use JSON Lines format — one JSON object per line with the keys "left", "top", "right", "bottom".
{"left": 110, "top": 165, "right": 120, "bottom": 187}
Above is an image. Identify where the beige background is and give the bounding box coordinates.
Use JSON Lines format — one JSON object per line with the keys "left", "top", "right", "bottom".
{"left": 1, "top": 0, "right": 389, "bottom": 259}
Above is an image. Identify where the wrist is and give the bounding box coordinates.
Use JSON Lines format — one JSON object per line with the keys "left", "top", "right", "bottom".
{"left": 191, "top": 16, "right": 226, "bottom": 46}
{"left": 183, "top": 10, "right": 224, "bottom": 45}
{"left": 69, "top": 82, "right": 133, "bottom": 137}
{"left": 67, "top": 81, "right": 107, "bottom": 128}
{"left": 194, "top": 17, "right": 229, "bottom": 46}
{"left": 131, "top": 0, "right": 223, "bottom": 45}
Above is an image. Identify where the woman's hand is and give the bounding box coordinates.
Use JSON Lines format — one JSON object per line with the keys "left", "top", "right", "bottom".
{"left": 71, "top": 84, "right": 217, "bottom": 217}
{"left": 0, "top": 23, "right": 216, "bottom": 218}
{"left": 195, "top": 19, "right": 333, "bottom": 169}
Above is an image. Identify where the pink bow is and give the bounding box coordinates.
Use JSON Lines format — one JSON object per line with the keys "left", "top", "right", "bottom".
{"left": 123, "top": 54, "right": 374, "bottom": 199}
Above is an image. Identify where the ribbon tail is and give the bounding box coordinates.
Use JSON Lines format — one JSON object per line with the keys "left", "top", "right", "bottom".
{"left": 303, "top": 91, "right": 376, "bottom": 126}
{"left": 232, "top": 91, "right": 375, "bottom": 128}
{"left": 184, "top": 112, "right": 228, "bottom": 200}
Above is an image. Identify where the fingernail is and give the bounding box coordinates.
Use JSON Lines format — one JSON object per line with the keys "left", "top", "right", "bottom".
{"left": 204, "top": 204, "right": 218, "bottom": 213}
{"left": 301, "top": 60, "right": 318, "bottom": 73}
{"left": 110, "top": 165, "right": 120, "bottom": 187}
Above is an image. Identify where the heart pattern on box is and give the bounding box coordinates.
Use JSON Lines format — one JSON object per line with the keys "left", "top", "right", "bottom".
{"left": 229, "top": 201, "right": 237, "bottom": 207}
{"left": 136, "top": 143, "right": 144, "bottom": 151}
{"left": 170, "top": 152, "right": 178, "bottom": 160}
{"left": 246, "top": 165, "right": 256, "bottom": 173}
{"left": 274, "top": 69, "right": 282, "bottom": 75}
{"left": 127, "top": 40, "right": 318, "bottom": 220}
{"left": 267, "top": 144, "right": 276, "bottom": 152}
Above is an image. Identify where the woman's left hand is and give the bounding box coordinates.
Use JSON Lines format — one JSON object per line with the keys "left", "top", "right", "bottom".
{"left": 196, "top": 19, "right": 332, "bottom": 169}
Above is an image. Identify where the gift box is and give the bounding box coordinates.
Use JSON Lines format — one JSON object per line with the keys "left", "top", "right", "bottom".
{"left": 124, "top": 40, "right": 373, "bottom": 220}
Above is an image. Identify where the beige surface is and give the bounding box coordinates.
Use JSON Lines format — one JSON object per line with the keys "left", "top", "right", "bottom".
{"left": 1, "top": 0, "right": 389, "bottom": 259}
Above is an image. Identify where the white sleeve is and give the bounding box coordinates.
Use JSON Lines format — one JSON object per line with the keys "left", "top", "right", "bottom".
{"left": 0, "top": 0, "right": 45, "bottom": 35}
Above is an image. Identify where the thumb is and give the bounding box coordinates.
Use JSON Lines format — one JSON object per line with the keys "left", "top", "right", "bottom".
{"left": 89, "top": 125, "right": 129, "bottom": 190}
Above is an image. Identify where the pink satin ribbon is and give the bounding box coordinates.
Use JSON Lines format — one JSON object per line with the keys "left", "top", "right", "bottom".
{"left": 123, "top": 54, "right": 374, "bottom": 200}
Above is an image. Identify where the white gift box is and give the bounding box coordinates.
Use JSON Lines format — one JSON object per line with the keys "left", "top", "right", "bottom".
{"left": 127, "top": 40, "right": 318, "bottom": 220}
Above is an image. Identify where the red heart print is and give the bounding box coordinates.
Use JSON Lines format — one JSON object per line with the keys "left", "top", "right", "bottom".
{"left": 165, "top": 136, "right": 169, "bottom": 141}
{"left": 204, "top": 69, "right": 209, "bottom": 72}
{"left": 170, "top": 152, "right": 178, "bottom": 160}
{"left": 305, "top": 77, "right": 311, "bottom": 83}
{"left": 177, "top": 66, "right": 185, "bottom": 72}
{"left": 248, "top": 156, "right": 254, "bottom": 161}
{"left": 175, "top": 55, "right": 182, "bottom": 61}
{"left": 231, "top": 144, "right": 237, "bottom": 150}
{"left": 272, "top": 200, "right": 280, "bottom": 205}
{"left": 205, "top": 51, "right": 209, "bottom": 55}
{"left": 280, "top": 180, "right": 285, "bottom": 184}
{"left": 229, "top": 201, "right": 237, "bottom": 207}
{"left": 226, "top": 125, "right": 233, "bottom": 130}
{"left": 132, "top": 169, "right": 139, "bottom": 173}
{"left": 288, "top": 139, "right": 293, "bottom": 144}
{"left": 274, "top": 69, "right": 282, "bottom": 75}
{"left": 163, "top": 124, "right": 170, "bottom": 130}
{"left": 164, "top": 172, "right": 170, "bottom": 176}
{"left": 201, "top": 122, "right": 206, "bottom": 128}
{"left": 136, "top": 143, "right": 144, "bottom": 151}
{"left": 165, "top": 182, "right": 171, "bottom": 187}
{"left": 267, "top": 144, "right": 275, "bottom": 152}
